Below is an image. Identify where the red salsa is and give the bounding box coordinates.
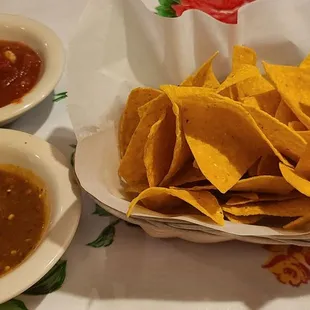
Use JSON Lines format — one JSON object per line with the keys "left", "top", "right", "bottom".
{"left": 0, "top": 40, "right": 42, "bottom": 108}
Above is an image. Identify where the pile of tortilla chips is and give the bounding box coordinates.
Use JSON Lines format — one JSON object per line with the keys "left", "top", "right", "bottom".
{"left": 118, "top": 45, "right": 310, "bottom": 231}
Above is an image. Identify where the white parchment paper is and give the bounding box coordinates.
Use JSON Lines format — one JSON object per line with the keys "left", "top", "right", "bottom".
{"left": 68, "top": 0, "right": 310, "bottom": 237}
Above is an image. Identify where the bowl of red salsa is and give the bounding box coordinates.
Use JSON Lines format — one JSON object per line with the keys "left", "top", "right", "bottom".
{"left": 0, "top": 14, "right": 64, "bottom": 125}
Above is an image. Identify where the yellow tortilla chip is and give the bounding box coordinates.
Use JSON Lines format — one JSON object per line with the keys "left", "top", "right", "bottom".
{"left": 283, "top": 215, "right": 310, "bottom": 230}
{"left": 230, "top": 192, "right": 259, "bottom": 200}
{"left": 169, "top": 161, "right": 206, "bottom": 186}
{"left": 219, "top": 85, "right": 239, "bottom": 100}
{"left": 238, "top": 78, "right": 275, "bottom": 99}
{"left": 298, "top": 130, "right": 310, "bottom": 144}
{"left": 247, "top": 159, "right": 259, "bottom": 177}
{"left": 296, "top": 143, "right": 310, "bottom": 179}
{"left": 226, "top": 195, "right": 259, "bottom": 206}
{"left": 119, "top": 87, "right": 162, "bottom": 157}
{"left": 127, "top": 187, "right": 224, "bottom": 225}
{"left": 223, "top": 197, "right": 310, "bottom": 217}
{"left": 263, "top": 62, "right": 310, "bottom": 129}
{"left": 119, "top": 95, "right": 170, "bottom": 186}
{"left": 279, "top": 162, "right": 310, "bottom": 197}
{"left": 241, "top": 104, "right": 307, "bottom": 162}
{"left": 144, "top": 105, "right": 176, "bottom": 187}
{"left": 288, "top": 121, "right": 307, "bottom": 131}
{"left": 247, "top": 91, "right": 280, "bottom": 116}
{"left": 160, "top": 100, "right": 192, "bottom": 185}
{"left": 163, "top": 86, "right": 293, "bottom": 192}
{"left": 231, "top": 176, "right": 294, "bottom": 194}
{"left": 241, "top": 96, "right": 260, "bottom": 109}
{"left": 185, "top": 175, "right": 294, "bottom": 195}
{"left": 217, "top": 64, "right": 261, "bottom": 94}
{"left": 300, "top": 54, "right": 310, "bottom": 68}
{"left": 226, "top": 192, "right": 301, "bottom": 205}
{"left": 138, "top": 99, "right": 154, "bottom": 119}
{"left": 275, "top": 100, "right": 298, "bottom": 125}
{"left": 225, "top": 213, "right": 263, "bottom": 224}
{"left": 181, "top": 52, "right": 219, "bottom": 88}
{"left": 257, "top": 155, "right": 281, "bottom": 176}
{"left": 162, "top": 86, "right": 276, "bottom": 193}
{"left": 242, "top": 92, "right": 280, "bottom": 117}
{"left": 232, "top": 45, "right": 257, "bottom": 71}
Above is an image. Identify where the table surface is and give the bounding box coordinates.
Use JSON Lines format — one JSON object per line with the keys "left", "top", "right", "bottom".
{"left": 3, "top": 1, "right": 310, "bottom": 309}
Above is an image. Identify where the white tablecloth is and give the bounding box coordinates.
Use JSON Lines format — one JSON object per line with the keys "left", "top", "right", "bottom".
{"left": 2, "top": 1, "right": 310, "bottom": 309}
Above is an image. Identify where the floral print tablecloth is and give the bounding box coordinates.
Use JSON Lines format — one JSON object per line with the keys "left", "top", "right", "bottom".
{"left": 154, "top": 0, "right": 255, "bottom": 23}
{"left": 2, "top": 1, "right": 310, "bottom": 310}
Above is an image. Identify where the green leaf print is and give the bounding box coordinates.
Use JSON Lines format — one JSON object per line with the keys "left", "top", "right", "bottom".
{"left": 24, "top": 260, "right": 67, "bottom": 295}
{"left": 70, "top": 145, "right": 76, "bottom": 168}
{"left": 87, "top": 220, "right": 120, "bottom": 248}
{"left": 93, "top": 204, "right": 111, "bottom": 216}
{"left": 0, "top": 299, "right": 28, "bottom": 310}
{"left": 53, "top": 91, "right": 68, "bottom": 102}
{"left": 156, "top": 0, "right": 180, "bottom": 17}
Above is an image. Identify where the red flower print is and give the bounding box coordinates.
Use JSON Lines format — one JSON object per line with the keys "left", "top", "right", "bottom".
{"left": 172, "top": 0, "right": 256, "bottom": 24}
{"left": 262, "top": 254, "right": 310, "bottom": 287}
{"left": 262, "top": 245, "right": 310, "bottom": 286}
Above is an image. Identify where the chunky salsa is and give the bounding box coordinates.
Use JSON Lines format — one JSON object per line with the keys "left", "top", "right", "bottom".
{"left": 0, "top": 165, "right": 48, "bottom": 276}
{"left": 0, "top": 40, "right": 42, "bottom": 108}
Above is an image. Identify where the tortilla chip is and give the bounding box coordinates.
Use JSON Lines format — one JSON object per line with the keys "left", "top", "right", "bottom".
{"left": 163, "top": 86, "right": 294, "bottom": 192}
{"left": 257, "top": 155, "right": 281, "bottom": 176}
{"left": 263, "top": 62, "right": 310, "bottom": 129}
{"left": 119, "top": 87, "right": 162, "bottom": 157}
{"left": 127, "top": 187, "right": 224, "bottom": 225}
{"left": 300, "top": 54, "right": 310, "bottom": 68}
{"left": 247, "top": 159, "right": 260, "bottom": 177}
{"left": 217, "top": 64, "right": 261, "bottom": 94}
{"left": 247, "top": 91, "right": 280, "bottom": 116}
{"left": 241, "top": 91, "right": 280, "bottom": 117}
{"left": 232, "top": 45, "right": 257, "bottom": 71}
{"left": 219, "top": 85, "right": 239, "bottom": 100}
{"left": 241, "top": 104, "right": 307, "bottom": 162}
{"left": 169, "top": 161, "right": 206, "bottom": 186}
{"left": 298, "top": 131, "right": 310, "bottom": 144}
{"left": 186, "top": 175, "right": 294, "bottom": 195}
{"left": 223, "top": 197, "right": 310, "bottom": 217}
{"left": 138, "top": 100, "right": 154, "bottom": 119}
{"left": 181, "top": 52, "right": 219, "bottom": 88}
{"left": 288, "top": 121, "right": 307, "bottom": 131}
{"left": 295, "top": 144, "right": 310, "bottom": 179}
{"left": 144, "top": 105, "right": 176, "bottom": 187}
{"left": 275, "top": 100, "right": 298, "bottom": 125}
{"left": 141, "top": 192, "right": 183, "bottom": 211}
{"left": 225, "top": 213, "right": 263, "bottom": 224}
{"left": 241, "top": 96, "right": 260, "bottom": 109}
{"left": 226, "top": 191, "right": 301, "bottom": 205}
{"left": 160, "top": 100, "right": 192, "bottom": 185}
{"left": 283, "top": 215, "right": 310, "bottom": 230}
{"left": 231, "top": 192, "right": 259, "bottom": 200}
{"left": 231, "top": 176, "right": 294, "bottom": 194}
{"left": 239, "top": 78, "right": 275, "bottom": 99}
{"left": 279, "top": 162, "right": 310, "bottom": 197}
{"left": 162, "top": 86, "right": 279, "bottom": 193}
{"left": 226, "top": 195, "right": 259, "bottom": 205}
{"left": 119, "top": 95, "right": 170, "bottom": 186}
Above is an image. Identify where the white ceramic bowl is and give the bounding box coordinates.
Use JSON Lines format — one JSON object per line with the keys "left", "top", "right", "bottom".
{"left": 0, "top": 129, "right": 81, "bottom": 303}
{"left": 0, "top": 14, "right": 65, "bottom": 126}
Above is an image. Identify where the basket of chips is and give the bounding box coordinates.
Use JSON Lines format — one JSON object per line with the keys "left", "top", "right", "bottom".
{"left": 68, "top": 0, "right": 310, "bottom": 245}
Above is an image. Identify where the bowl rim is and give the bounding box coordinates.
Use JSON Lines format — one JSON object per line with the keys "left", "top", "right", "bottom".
{"left": 0, "top": 129, "right": 81, "bottom": 303}
{"left": 0, "top": 14, "right": 65, "bottom": 123}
